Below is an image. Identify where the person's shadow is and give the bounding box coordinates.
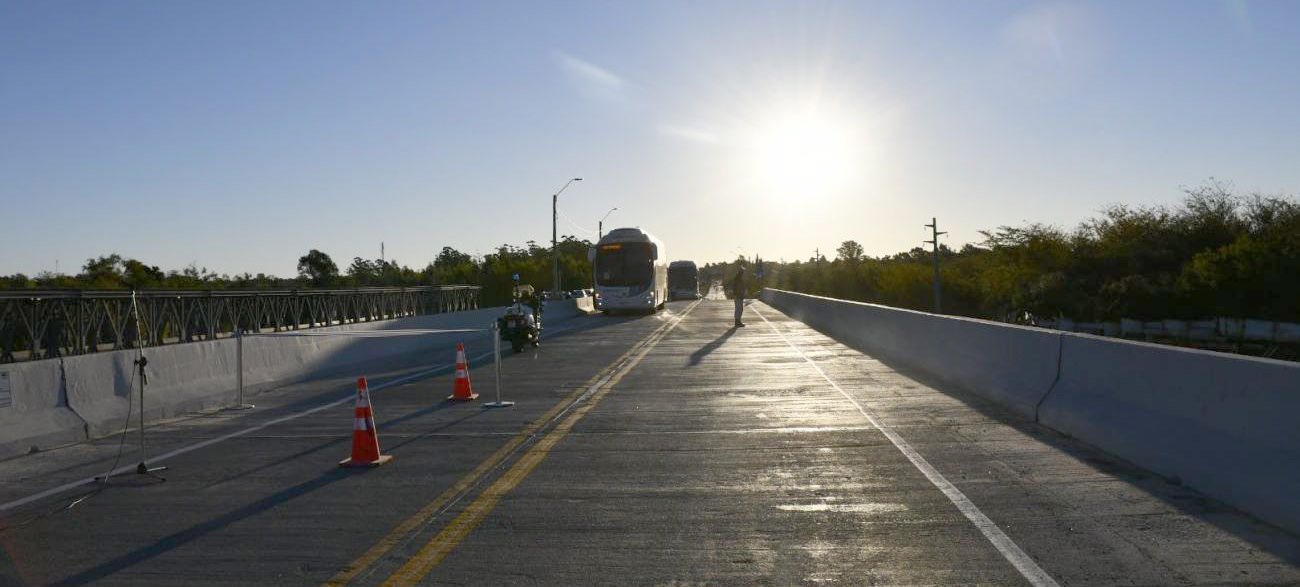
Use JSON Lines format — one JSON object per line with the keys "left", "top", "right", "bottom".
{"left": 688, "top": 327, "right": 739, "bottom": 366}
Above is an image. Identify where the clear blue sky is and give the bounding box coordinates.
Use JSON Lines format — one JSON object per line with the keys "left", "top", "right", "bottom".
{"left": 3, "top": 1, "right": 1298, "bottom": 277}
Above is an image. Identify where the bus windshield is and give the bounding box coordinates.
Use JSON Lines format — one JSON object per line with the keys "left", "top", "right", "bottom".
{"left": 595, "top": 243, "right": 654, "bottom": 288}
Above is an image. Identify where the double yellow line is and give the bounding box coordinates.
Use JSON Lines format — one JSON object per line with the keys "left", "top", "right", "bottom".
{"left": 322, "top": 300, "right": 700, "bottom": 587}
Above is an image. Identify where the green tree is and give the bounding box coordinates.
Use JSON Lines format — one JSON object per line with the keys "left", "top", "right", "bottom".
{"left": 836, "top": 240, "right": 864, "bottom": 262}
{"left": 122, "top": 259, "right": 163, "bottom": 289}
{"left": 81, "top": 254, "right": 125, "bottom": 288}
{"left": 434, "top": 247, "right": 473, "bottom": 268}
{"left": 297, "top": 249, "right": 339, "bottom": 287}
{"left": 347, "top": 257, "right": 378, "bottom": 284}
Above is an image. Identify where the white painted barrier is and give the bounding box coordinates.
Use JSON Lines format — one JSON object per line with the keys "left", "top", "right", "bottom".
{"left": 0, "top": 360, "right": 87, "bottom": 457}
{"left": 1038, "top": 334, "right": 1300, "bottom": 534}
{"left": 760, "top": 288, "right": 1300, "bottom": 535}
{"left": 760, "top": 289, "right": 1060, "bottom": 419}
{"left": 543, "top": 298, "right": 591, "bottom": 322}
{"left": 63, "top": 338, "right": 239, "bottom": 439}
{"left": 1, "top": 302, "right": 592, "bottom": 460}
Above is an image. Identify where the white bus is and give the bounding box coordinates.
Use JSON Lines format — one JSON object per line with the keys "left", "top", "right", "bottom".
{"left": 668, "top": 260, "right": 699, "bottom": 300}
{"left": 589, "top": 227, "right": 668, "bottom": 313}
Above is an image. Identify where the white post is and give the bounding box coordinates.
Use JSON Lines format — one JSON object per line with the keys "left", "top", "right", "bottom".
{"left": 485, "top": 320, "right": 513, "bottom": 408}
{"left": 233, "top": 328, "right": 253, "bottom": 409}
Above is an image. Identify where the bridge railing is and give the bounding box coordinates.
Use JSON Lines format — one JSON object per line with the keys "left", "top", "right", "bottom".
{"left": 0, "top": 286, "right": 481, "bottom": 363}
{"left": 1034, "top": 317, "right": 1300, "bottom": 342}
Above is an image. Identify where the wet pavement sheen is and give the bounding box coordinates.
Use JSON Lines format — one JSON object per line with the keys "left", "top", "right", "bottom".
{"left": 0, "top": 300, "right": 1296, "bottom": 586}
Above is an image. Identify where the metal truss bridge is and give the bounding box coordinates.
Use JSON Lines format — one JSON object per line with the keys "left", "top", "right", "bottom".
{"left": 0, "top": 286, "right": 480, "bottom": 363}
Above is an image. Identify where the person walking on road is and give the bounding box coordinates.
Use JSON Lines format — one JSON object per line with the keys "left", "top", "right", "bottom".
{"left": 732, "top": 266, "right": 746, "bottom": 327}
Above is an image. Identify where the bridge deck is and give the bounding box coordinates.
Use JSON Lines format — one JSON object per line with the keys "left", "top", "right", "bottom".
{"left": 1, "top": 300, "right": 1296, "bottom": 586}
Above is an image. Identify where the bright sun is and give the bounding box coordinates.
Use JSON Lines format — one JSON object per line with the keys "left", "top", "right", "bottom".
{"left": 751, "top": 113, "right": 858, "bottom": 197}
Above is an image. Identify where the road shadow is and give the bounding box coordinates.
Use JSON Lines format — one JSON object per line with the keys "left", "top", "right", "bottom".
{"left": 0, "top": 310, "right": 663, "bottom": 518}
{"left": 39, "top": 397, "right": 498, "bottom": 585}
{"left": 689, "top": 327, "right": 739, "bottom": 367}
{"left": 197, "top": 398, "right": 482, "bottom": 491}
{"left": 46, "top": 467, "right": 356, "bottom": 587}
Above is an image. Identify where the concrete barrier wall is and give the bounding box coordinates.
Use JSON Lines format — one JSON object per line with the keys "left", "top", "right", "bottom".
{"left": 760, "top": 289, "right": 1060, "bottom": 419}
{"left": 1038, "top": 334, "right": 1300, "bottom": 534}
{"left": 0, "top": 360, "right": 87, "bottom": 457}
{"left": 63, "top": 338, "right": 241, "bottom": 439}
{"left": 760, "top": 288, "right": 1300, "bottom": 534}
{"left": 544, "top": 298, "right": 589, "bottom": 322}
{"left": 1, "top": 302, "right": 590, "bottom": 460}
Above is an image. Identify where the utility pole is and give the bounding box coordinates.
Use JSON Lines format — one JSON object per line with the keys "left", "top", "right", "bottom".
{"left": 923, "top": 217, "right": 947, "bottom": 313}
{"left": 552, "top": 193, "right": 557, "bottom": 293}
{"left": 380, "top": 242, "right": 385, "bottom": 264}
{"left": 551, "top": 178, "right": 582, "bottom": 296}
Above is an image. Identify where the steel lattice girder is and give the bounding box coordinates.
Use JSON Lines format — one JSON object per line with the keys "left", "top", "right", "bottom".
{"left": 0, "top": 286, "right": 479, "bottom": 363}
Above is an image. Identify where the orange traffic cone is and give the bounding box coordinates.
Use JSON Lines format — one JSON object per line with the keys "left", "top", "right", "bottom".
{"left": 448, "top": 342, "right": 478, "bottom": 401}
{"left": 339, "top": 377, "right": 393, "bottom": 467}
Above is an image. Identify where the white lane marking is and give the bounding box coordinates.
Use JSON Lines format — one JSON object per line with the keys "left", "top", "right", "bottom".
{"left": 0, "top": 351, "right": 490, "bottom": 514}
{"left": 0, "top": 319, "right": 597, "bottom": 513}
{"left": 751, "top": 305, "right": 1061, "bottom": 587}
{"left": 0, "top": 319, "right": 601, "bottom": 514}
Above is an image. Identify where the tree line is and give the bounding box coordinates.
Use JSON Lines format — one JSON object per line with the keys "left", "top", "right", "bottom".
{"left": 1, "top": 236, "right": 597, "bottom": 308}
{"left": 7, "top": 180, "right": 1296, "bottom": 322}
{"left": 729, "top": 180, "right": 1300, "bottom": 323}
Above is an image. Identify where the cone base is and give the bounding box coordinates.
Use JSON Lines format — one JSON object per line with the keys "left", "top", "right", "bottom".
{"left": 338, "top": 455, "right": 393, "bottom": 468}
{"left": 447, "top": 393, "right": 479, "bottom": 401}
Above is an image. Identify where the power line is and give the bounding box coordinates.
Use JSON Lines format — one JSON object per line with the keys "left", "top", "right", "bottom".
{"left": 556, "top": 208, "right": 598, "bottom": 236}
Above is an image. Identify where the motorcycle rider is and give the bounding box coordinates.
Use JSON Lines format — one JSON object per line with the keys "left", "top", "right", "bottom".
{"left": 516, "top": 283, "right": 542, "bottom": 326}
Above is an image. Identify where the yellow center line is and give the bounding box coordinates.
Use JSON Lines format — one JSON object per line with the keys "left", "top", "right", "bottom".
{"left": 320, "top": 302, "right": 698, "bottom": 587}
{"left": 377, "top": 300, "right": 700, "bottom": 587}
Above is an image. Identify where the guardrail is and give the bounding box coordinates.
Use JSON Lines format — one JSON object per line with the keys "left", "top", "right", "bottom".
{"left": 1034, "top": 317, "right": 1300, "bottom": 360}
{"left": 1035, "top": 317, "right": 1300, "bottom": 342}
{"left": 0, "top": 286, "right": 480, "bottom": 363}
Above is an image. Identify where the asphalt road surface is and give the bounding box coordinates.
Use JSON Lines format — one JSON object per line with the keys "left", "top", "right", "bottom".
{"left": 1, "top": 300, "right": 1296, "bottom": 586}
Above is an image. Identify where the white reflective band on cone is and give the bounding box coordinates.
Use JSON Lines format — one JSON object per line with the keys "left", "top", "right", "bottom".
{"left": 354, "top": 417, "right": 368, "bottom": 431}
{"left": 456, "top": 369, "right": 468, "bottom": 378}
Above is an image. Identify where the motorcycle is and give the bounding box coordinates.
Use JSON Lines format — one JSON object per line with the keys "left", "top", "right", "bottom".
{"left": 499, "top": 301, "right": 541, "bottom": 353}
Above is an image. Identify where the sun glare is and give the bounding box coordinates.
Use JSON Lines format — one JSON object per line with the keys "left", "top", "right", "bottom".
{"left": 751, "top": 113, "right": 858, "bottom": 197}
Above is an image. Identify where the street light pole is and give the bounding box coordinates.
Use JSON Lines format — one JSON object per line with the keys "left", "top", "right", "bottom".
{"left": 551, "top": 177, "right": 582, "bottom": 296}
{"left": 598, "top": 207, "right": 618, "bottom": 241}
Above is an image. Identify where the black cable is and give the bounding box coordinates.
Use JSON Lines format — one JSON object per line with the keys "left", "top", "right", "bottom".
{"left": 99, "top": 356, "right": 141, "bottom": 483}
{"left": 0, "top": 357, "right": 143, "bottom": 533}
